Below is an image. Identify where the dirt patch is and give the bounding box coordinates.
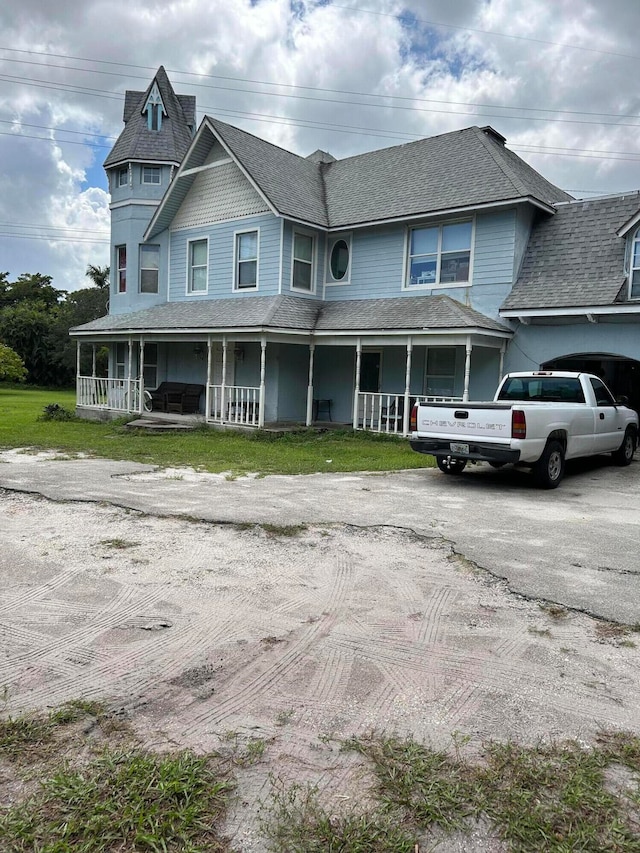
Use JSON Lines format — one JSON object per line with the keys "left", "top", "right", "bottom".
{"left": 1, "top": 488, "right": 639, "bottom": 851}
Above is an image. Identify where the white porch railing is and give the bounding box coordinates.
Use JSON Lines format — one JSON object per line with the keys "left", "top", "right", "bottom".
{"left": 357, "top": 392, "right": 463, "bottom": 436}
{"left": 207, "top": 384, "right": 260, "bottom": 427}
{"left": 77, "top": 376, "right": 141, "bottom": 413}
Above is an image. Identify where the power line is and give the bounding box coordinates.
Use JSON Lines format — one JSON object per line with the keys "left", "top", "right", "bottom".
{"left": 4, "top": 52, "right": 640, "bottom": 123}
{"left": 0, "top": 232, "right": 109, "bottom": 244}
{"left": 331, "top": 3, "right": 640, "bottom": 62}
{"left": 0, "top": 222, "right": 108, "bottom": 235}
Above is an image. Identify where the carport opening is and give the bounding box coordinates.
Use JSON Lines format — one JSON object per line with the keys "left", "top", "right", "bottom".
{"left": 541, "top": 353, "right": 640, "bottom": 414}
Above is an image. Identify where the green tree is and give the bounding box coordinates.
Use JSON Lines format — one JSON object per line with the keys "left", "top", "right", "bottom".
{"left": 0, "top": 302, "right": 61, "bottom": 385}
{"left": 0, "top": 343, "right": 27, "bottom": 382}
{"left": 85, "top": 264, "right": 110, "bottom": 291}
{"left": 0, "top": 273, "right": 63, "bottom": 310}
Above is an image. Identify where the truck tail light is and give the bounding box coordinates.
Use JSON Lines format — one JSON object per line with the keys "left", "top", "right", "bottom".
{"left": 410, "top": 404, "right": 418, "bottom": 432}
{"left": 512, "top": 409, "right": 526, "bottom": 439}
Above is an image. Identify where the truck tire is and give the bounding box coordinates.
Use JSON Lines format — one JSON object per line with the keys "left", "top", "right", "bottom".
{"left": 612, "top": 428, "right": 636, "bottom": 466}
{"left": 437, "top": 456, "right": 467, "bottom": 475}
{"left": 533, "top": 440, "right": 565, "bottom": 489}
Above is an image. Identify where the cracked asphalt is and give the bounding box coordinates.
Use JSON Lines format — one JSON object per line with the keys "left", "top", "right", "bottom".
{"left": 1, "top": 448, "right": 638, "bottom": 624}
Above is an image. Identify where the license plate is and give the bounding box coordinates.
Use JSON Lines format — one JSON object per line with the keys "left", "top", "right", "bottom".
{"left": 450, "top": 442, "right": 469, "bottom": 454}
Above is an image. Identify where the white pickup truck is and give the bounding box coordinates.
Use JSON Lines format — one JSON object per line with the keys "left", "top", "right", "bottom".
{"left": 409, "top": 371, "right": 638, "bottom": 488}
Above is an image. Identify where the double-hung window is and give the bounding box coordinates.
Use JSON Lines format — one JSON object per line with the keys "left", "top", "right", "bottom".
{"left": 139, "top": 244, "right": 160, "bottom": 293}
{"left": 116, "top": 246, "right": 126, "bottom": 293}
{"left": 631, "top": 228, "right": 640, "bottom": 299}
{"left": 235, "top": 230, "right": 258, "bottom": 289}
{"left": 117, "top": 167, "right": 128, "bottom": 187}
{"left": 188, "top": 239, "right": 208, "bottom": 293}
{"left": 408, "top": 221, "right": 472, "bottom": 287}
{"left": 142, "top": 166, "right": 161, "bottom": 185}
{"left": 292, "top": 231, "right": 314, "bottom": 292}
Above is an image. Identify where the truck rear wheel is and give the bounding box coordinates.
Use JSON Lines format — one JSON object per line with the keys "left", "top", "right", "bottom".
{"left": 611, "top": 428, "right": 636, "bottom": 466}
{"left": 533, "top": 440, "right": 565, "bottom": 489}
{"left": 437, "top": 456, "right": 467, "bottom": 475}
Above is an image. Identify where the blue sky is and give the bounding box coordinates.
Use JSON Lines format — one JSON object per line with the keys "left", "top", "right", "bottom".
{"left": 1, "top": 0, "right": 640, "bottom": 291}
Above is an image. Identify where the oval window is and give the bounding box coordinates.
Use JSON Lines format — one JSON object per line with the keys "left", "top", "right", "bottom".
{"left": 330, "top": 239, "right": 349, "bottom": 280}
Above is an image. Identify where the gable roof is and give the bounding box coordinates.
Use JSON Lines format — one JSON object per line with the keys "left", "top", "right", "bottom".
{"left": 501, "top": 191, "right": 640, "bottom": 312}
{"left": 72, "top": 295, "right": 509, "bottom": 336}
{"left": 104, "top": 66, "right": 196, "bottom": 168}
{"left": 146, "top": 117, "right": 572, "bottom": 238}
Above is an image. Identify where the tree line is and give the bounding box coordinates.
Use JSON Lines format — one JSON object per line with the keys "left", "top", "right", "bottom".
{"left": 0, "top": 267, "right": 109, "bottom": 386}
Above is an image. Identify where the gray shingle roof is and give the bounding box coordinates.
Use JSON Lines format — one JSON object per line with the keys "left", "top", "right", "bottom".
{"left": 207, "top": 118, "right": 328, "bottom": 225}
{"left": 502, "top": 191, "right": 640, "bottom": 311}
{"left": 72, "top": 295, "right": 508, "bottom": 335}
{"left": 104, "top": 67, "right": 195, "bottom": 168}
{"left": 197, "top": 122, "right": 570, "bottom": 229}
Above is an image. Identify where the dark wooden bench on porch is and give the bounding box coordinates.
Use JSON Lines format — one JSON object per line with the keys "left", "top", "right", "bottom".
{"left": 148, "top": 382, "right": 204, "bottom": 414}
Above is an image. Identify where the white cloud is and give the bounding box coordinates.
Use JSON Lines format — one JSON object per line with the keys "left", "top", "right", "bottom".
{"left": 0, "top": 0, "right": 639, "bottom": 291}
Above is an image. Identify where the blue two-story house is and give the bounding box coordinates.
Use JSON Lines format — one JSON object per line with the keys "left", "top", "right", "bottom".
{"left": 71, "top": 67, "right": 640, "bottom": 429}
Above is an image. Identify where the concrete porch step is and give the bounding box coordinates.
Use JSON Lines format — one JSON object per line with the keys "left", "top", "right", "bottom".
{"left": 125, "top": 418, "right": 197, "bottom": 431}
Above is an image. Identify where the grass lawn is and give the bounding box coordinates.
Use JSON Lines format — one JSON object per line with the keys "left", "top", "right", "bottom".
{"left": 0, "top": 386, "right": 433, "bottom": 476}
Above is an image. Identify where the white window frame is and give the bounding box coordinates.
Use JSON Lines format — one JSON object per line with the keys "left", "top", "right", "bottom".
{"left": 117, "top": 167, "right": 128, "bottom": 188}
{"left": 325, "top": 232, "right": 352, "bottom": 285}
{"left": 404, "top": 218, "right": 474, "bottom": 290}
{"left": 116, "top": 245, "right": 126, "bottom": 293}
{"left": 630, "top": 227, "right": 640, "bottom": 299}
{"left": 291, "top": 228, "right": 316, "bottom": 293}
{"left": 142, "top": 166, "right": 161, "bottom": 185}
{"left": 139, "top": 244, "right": 160, "bottom": 294}
{"left": 233, "top": 228, "right": 260, "bottom": 291}
{"left": 186, "top": 237, "right": 209, "bottom": 295}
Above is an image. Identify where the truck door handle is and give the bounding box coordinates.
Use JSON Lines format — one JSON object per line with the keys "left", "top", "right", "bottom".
{"left": 599, "top": 413, "right": 605, "bottom": 419}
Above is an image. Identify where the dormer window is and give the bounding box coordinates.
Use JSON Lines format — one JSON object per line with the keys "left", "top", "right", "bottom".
{"left": 143, "top": 82, "right": 166, "bottom": 132}
{"left": 631, "top": 228, "right": 640, "bottom": 299}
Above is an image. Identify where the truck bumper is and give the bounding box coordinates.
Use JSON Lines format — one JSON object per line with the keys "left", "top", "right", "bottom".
{"left": 409, "top": 438, "right": 521, "bottom": 464}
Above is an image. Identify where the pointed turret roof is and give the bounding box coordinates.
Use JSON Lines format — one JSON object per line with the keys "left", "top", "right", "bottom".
{"left": 104, "top": 66, "right": 196, "bottom": 168}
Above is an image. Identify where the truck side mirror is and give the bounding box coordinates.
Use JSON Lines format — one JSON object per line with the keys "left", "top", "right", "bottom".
{"left": 616, "top": 395, "right": 629, "bottom": 406}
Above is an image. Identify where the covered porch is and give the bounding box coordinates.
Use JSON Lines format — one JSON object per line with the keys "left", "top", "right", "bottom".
{"left": 70, "top": 293, "right": 511, "bottom": 435}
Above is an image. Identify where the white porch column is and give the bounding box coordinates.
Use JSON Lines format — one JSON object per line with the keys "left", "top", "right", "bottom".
{"left": 499, "top": 341, "right": 506, "bottom": 382}
{"left": 76, "top": 341, "right": 81, "bottom": 404}
{"left": 403, "top": 336, "right": 413, "bottom": 436}
{"left": 462, "top": 336, "right": 472, "bottom": 402}
{"left": 258, "top": 336, "right": 267, "bottom": 428}
{"left": 306, "top": 343, "right": 315, "bottom": 426}
{"left": 91, "top": 345, "right": 96, "bottom": 377}
{"left": 352, "top": 338, "right": 362, "bottom": 430}
{"left": 127, "top": 337, "right": 133, "bottom": 411}
{"left": 138, "top": 338, "right": 145, "bottom": 414}
{"left": 205, "top": 335, "right": 212, "bottom": 420}
{"left": 221, "top": 335, "right": 228, "bottom": 420}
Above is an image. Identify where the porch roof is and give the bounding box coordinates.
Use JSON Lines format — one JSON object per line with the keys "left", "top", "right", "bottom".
{"left": 71, "top": 294, "right": 510, "bottom": 337}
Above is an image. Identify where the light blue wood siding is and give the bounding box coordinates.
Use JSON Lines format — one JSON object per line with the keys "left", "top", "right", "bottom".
{"left": 324, "top": 209, "right": 519, "bottom": 316}
{"left": 505, "top": 323, "right": 640, "bottom": 373}
{"left": 109, "top": 204, "right": 169, "bottom": 315}
{"left": 168, "top": 213, "right": 281, "bottom": 300}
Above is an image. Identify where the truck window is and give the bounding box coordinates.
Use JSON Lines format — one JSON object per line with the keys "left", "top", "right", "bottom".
{"left": 590, "top": 377, "right": 615, "bottom": 406}
{"left": 498, "top": 377, "right": 585, "bottom": 403}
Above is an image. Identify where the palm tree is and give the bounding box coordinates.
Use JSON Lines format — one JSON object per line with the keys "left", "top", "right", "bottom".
{"left": 85, "top": 264, "right": 110, "bottom": 290}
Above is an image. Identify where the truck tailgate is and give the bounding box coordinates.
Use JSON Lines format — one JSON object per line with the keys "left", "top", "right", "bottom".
{"left": 415, "top": 401, "right": 513, "bottom": 440}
